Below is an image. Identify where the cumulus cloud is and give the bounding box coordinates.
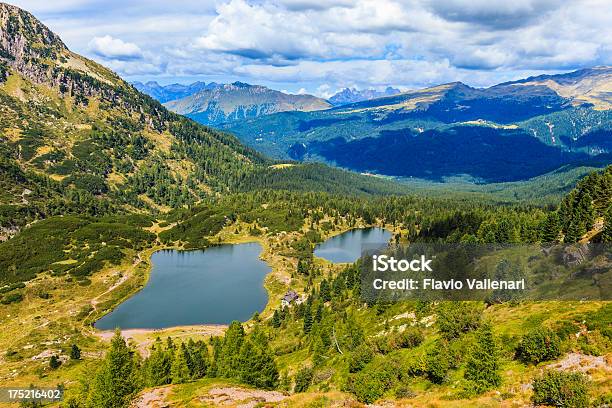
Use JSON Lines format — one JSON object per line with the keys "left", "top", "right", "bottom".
{"left": 426, "top": 0, "right": 563, "bottom": 29}
{"left": 88, "top": 35, "right": 143, "bottom": 60}
{"left": 10, "top": 0, "right": 612, "bottom": 93}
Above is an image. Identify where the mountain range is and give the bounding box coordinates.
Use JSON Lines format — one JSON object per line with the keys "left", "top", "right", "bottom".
{"left": 226, "top": 67, "right": 612, "bottom": 182}
{"left": 134, "top": 81, "right": 404, "bottom": 124}
{"left": 328, "top": 86, "right": 401, "bottom": 106}
{"left": 163, "top": 82, "right": 331, "bottom": 126}
{"left": 132, "top": 80, "right": 216, "bottom": 103}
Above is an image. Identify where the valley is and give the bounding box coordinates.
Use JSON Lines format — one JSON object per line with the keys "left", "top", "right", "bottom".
{"left": 0, "top": 2, "right": 610, "bottom": 408}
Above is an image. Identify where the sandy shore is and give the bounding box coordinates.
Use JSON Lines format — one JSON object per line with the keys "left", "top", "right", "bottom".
{"left": 95, "top": 324, "right": 228, "bottom": 356}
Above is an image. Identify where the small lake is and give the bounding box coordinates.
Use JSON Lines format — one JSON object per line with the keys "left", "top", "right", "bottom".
{"left": 95, "top": 242, "right": 270, "bottom": 330}
{"left": 314, "top": 227, "right": 392, "bottom": 263}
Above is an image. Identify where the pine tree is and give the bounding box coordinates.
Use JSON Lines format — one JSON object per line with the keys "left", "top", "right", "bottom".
{"left": 271, "top": 309, "right": 281, "bottom": 328}
{"left": 216, "top": 321, "right": 245, "bottom": 377}
{"left": 70, "top": 344, "right": 81, "bottom": 360}
{"left": 143, "top": 343, "right": 172, "bottom": 386}
{"left": 540, "top": 212, "right": 560, "bottom": 243}
{"left": 238, "top": 338, "right": 279, "bottom": 389}
{"left": 303, "top": 303, "right": 313, "bottom": 334}
{"left": 564, "top": 219, "right": 585, "bottom": 243}
{"left": 464, "top": 324, "right": 501, "bottom": 394}
{"left": 88, "top": 330, "right": 139, "bottom": 408}
{"left": 319, "top": 279, "right": 331, "bottom": 302}
{"left": 602, "top": 206, "right": 612, "bottom": 243}
{"left": 49, "top": 355, "right": 61, "bottom": 369}
{"left": 171, "top": 344, "right": 191, "bottom": 384}
{"left": 576, "top": 192, "right": 595, "bottom": 232}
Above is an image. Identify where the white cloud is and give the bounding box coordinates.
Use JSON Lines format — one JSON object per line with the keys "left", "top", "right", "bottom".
{"left": 88, "top": 35, "right": 143, "bottom": 60}
{"left": 8, "top": 0, "right": 611, "bottom": 93}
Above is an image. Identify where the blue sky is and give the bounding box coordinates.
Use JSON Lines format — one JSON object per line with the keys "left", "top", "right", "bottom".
{"left": 10, "top": 0, "right": 612, "bottom": 97}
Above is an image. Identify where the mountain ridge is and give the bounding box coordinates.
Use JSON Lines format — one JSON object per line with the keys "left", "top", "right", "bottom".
{"left": 328, "top": 86, "right": 401, "bottom": 106}
{"left": 0, "top": 2, "right": 406, "bottom": 219}
{"left": 163, "top": 81, "right": 331, "bottom": 125}
{"left": 226, "top": 67, "right": 611, "bottom": 182}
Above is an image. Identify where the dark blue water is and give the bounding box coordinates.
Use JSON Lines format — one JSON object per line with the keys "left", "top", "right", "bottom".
{"left": 95, "top": 242, "right": 270, "bottom": 329}
{"left": 314, "top": 227, "right": 392, "bottom": 263}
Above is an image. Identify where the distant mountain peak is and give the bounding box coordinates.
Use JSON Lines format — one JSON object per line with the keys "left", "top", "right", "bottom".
{"left": 163, "top": 81, "right": 331, "bottom": 125}
{"left": 329, "top": 86, "right": 401, "bottom": 106}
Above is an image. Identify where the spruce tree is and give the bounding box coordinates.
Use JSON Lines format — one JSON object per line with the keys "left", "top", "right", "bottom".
{"left": 564, "top": 219, "right": 584, "bottom": 243}
{"left": 216, "top": 321, "right": 245, "bottom": 377}
{"left": 49, "top": 355, "right": 61, "bottom": 369}
{"left": 303, "top": 303, "right": 313, "bottom": 334}
{"left": 319, "top": 279, "right": 331, "bottom": 302}
{"left": 602, "top": 206, "right": 612, "bottom": 243}
{"left": 576, "top": 192, "right": 595, "bottom": 232}
{"left": 238, "top": 338, "right": 279, "bottom": 389}
{"left": 88, "top": 330, "right": 139, "bottom": 408}
{"left": 171, "top": 344, "right": 191, "bottom": 384}
{"left": 540, "top": 212, "right": 560, "bottom": 243}
{"left": 464, "top": 324, "right": 501, "bottom": 394}
{"left": 70, "top": 344, "right": 81, "bottom": 360}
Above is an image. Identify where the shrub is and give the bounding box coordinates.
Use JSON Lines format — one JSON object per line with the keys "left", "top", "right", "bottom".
{"left": 348, "top": 344, "right": 374, "bottom": 373}
{"left": 395, "top": 385, "right": 416, "bottom": 399}
{"left": 436, "top": 302, "right": 482, "bottom": 340}
{"left": 294, "top": 367, "right": 314, "bottom": 393}
{"left": 1, "top": 292, "right": 23, "bottom": 304}
{"left": 532, "top": 370, "right": 590, "bottom": 408}
{"left": 425, "top": 342, "right": 450, "bottom": 384}
{"left": 516, "top": 328, "right": 561, "bottom": 364}
{"left": 393, "top": 327, "right": 424, "bottom": 349}
{"left": 346, "top": 359, "right": 398, "bottom": 404}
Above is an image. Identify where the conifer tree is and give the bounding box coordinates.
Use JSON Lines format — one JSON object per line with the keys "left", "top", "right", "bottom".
{"left": 315, "top": 301, "right": 323, "bottom": 323}
{"left": 88, "top": 330, "right": 139, "bottom": 408}
{"left": 564, "top": 219, "right": 584, "bottom": 243}
{"left": 237, "top": 338, "right": 279, "bottom": 389}
{"left": 319, "top": 279, "right": 331, "bottom": 302}
{"left": 602, "top": 206, "right": 612, "bottom": 243}
{"left": 464, "top": 324, "right": 501, "bottom": 394}
{"left": 303, "top": 303, "right": 313, "bottom": 334}
{"left": 49, "top": 355, "right": 61, "bottom": 369}
{"left": 576, "top": 192, "right": 595, "bottom": 232}
{"left": 70, "top": 344, "right": 81, "bottom": 360}
{"left": 171, "top": 343, "right": 191, "bottom": 384}
{"left": 188, "top": 341, "right": 209, "bottom": 379}
{"left": 540, "top": 212, "right": 560, "bottom": 243}
{"left": 271, "top": 309, "right": 281, "bottom": 328}
{"left": 216, "top": 321, "right": 245, "bottom": 377}
{"left": 143, "top": 342, "right": 172, "bottom": 386}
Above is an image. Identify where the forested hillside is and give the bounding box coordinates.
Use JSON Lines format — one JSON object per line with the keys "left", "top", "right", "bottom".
{"left": 0, "top": 3, "right": 610, "bottom": 408}
{"left": 0, "top": 3, "right": 410, "bottom": 240}
{"left": 226, "top": 69, "right": 612, "bottom": 182}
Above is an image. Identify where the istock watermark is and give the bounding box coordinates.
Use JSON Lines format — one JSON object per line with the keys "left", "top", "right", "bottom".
{"left": 360, "top": 243, "right": 611, "bottom": 302}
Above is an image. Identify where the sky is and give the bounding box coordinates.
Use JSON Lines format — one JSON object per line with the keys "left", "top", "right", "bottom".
{"left": 9, "top": 0, "right": 612, "bottom": 97}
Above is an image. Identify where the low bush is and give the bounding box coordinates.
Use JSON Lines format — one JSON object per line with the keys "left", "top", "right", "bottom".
{"left": 532, "top": 370, "right": 590, "bottom": 408}
{"left": 294, "top": 367, "right": 314, "bottom": 393}
{"left": 348, "top": 344, "right": 374, "bottom": 373}
{"left": 516, "top": 327, "right": 561, "bottom": 364}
